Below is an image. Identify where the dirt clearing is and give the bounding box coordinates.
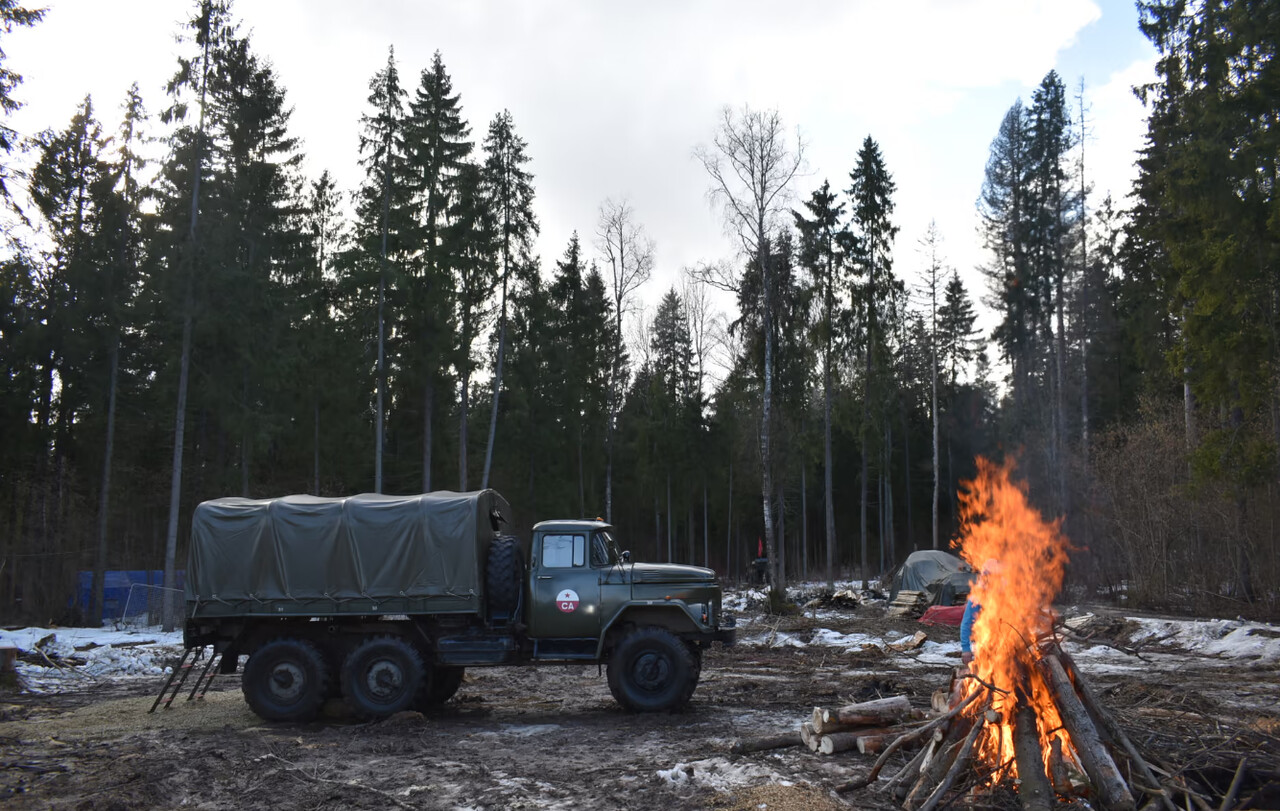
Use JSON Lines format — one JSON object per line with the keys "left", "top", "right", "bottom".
{"left": 2, "top": 604, "right": 1277, "bottom": 809}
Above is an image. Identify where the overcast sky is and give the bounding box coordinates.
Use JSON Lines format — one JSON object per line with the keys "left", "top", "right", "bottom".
{"left": 6, "top": 0, "right": 1157, "bottom": 357}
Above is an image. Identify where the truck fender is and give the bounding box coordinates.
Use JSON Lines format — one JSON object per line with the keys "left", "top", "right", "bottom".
{"left": 597, "top": 603, "right": 701, "bottom": 659}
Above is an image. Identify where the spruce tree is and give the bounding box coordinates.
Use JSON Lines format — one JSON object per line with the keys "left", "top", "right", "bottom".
{"left": 350, "top": 46, "right": 411, "bottom": 493}
{"left": 980, "top": 100, "right": 1036, "bottom": 415}
{"left": 848, "top": 136, "right": 900, "bottom": 584}
{"left": 480, "top": 110, "right": 537, "bottom": 489}
{"left": 90, "top": 86, "right": 149, "bottom": 623}
{"left": 406, "top": 51, "right": 471, "bottom": 491}
{"left": 794, "top": 179, "right": 849, "bottom": 586}
{"left": 937, "top": 271, "right": 979, "bottom": 389}
{"left": 450, "top": 161, "right": 497, "bottom": 490}
{"left": 154, "top": 0, "right": 236, "bottom": 629}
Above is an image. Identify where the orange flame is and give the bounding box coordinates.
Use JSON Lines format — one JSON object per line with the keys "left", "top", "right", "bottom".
{"left": 953, "top": 456, "right": 1075, "bottom": 779}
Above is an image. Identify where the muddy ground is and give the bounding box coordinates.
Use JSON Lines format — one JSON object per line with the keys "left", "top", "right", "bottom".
{"left": 1, "top": 607, "right": 1277, "bottom": 810}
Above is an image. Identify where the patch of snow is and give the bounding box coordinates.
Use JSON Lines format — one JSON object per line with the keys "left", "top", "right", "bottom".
{"left": 809, "top": 629, "right": 878, "bottom": 650}
{"left": 496, "top": 724, "right": 563, "bottom": 738}
{"left": 0, "top": 625, "right": 186, "bottom": 692}
{"left": 1124, "top": 617, "right": 1280, "bottom": 662}
{"left": 657, "top": 757, "right": 793, "bottom": 793}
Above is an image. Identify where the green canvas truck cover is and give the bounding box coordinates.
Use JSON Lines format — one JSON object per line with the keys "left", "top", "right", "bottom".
{"left": 186, "top": 490, "right": 512, "bottom": 617}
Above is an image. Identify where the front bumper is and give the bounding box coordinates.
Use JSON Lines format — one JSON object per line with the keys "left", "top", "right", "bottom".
{"left": 711, "top": 613, "right": 737, "bottom": 645}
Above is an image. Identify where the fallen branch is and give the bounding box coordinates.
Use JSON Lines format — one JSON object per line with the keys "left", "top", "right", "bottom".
{"left": 1217, "top": 757, "right": 1248, "bottom": 811}
{"left": 261, "top": 753, "right": 417, "bottom": 810}
{"left": 885, "top": 737, "right": 934, "bottom": 799}
{"left": 917, "top": 713, "right": 987, "bottom": 811}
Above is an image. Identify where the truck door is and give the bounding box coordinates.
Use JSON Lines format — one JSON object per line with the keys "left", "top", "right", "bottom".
{"left": 531, "top": 531, "right": 601, "bottom": 639}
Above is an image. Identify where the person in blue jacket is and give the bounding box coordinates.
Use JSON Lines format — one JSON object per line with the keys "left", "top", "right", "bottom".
{"left": 959, "top": 597, "right": 980, "bottom": 665}
{"left": 960, "top": 559, "right": 1000, "bottom": 665}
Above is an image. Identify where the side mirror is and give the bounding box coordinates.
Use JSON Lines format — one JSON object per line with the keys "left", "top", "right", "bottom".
{"left": 621, "top": 550, "right": 631, "bottom": 563}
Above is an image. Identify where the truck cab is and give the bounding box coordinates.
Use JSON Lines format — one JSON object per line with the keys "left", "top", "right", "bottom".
{"left": 524, "top": 519, "right": 734, "bottom": 709}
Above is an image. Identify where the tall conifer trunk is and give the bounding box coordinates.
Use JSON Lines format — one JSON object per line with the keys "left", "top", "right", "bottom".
{"left": 162, "top": 14, "right": 213, "bottom": 629}
{"left": 423, "top": 377, "right": 434, "bottom": 492}
{"left": 91, "top": 335, "right": 119, "bottom": 625}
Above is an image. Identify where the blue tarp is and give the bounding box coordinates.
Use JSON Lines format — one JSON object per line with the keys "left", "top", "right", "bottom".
{"left": 75, "top": 570, "right": 185, "bottom": 622}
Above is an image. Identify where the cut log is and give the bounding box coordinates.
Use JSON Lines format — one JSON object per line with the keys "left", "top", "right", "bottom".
{"left": 822, "top": 694, "right": 912, "bottom": 727}
{"left": 818, "top": 727, "right": 893, "bottom": 755}
{"left": 931, "top": 689, "right": 950, "bottom": 714}
{"left": 857, "top": 733, "right": 897, "bottom": 754}
{"left": 801, "top": 721, "right": 820, "bottom": 752}
{"left": 1013, "top": 699, "right": 1054, "bottom": 811}
{"left": 1040, "top": 654, "right": 1136, "bottom": 811}
{"left": 820, "top": 731, "right": 862, "bottom": 755}
{"left": 1048, "top": 737, "right": 1070, "bottom": 797}
{"left": 812, "top": 714, "right": 862, "bottom": 735}
{"left": 729, "top": 730, "right": 802, "bottom": 755}
{"left": 1056, "top": 646, "right": 1177, "bottom": 811}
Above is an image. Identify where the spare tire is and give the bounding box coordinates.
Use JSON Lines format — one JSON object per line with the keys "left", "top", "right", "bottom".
{"left": 486, "top": 534, "right": 523, "bottom": 619}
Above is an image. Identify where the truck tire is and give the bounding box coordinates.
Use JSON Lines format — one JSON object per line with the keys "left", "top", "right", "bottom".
{"left": 486, "top": 535, "right": 522, "bottom": 619}
{"left": 421, "top": 666, "right": 465, "bottom": 705}
{"left": 242, "top": 638, "right": 330, "bottom": 722}
{"left": 340, "top": 635, "right": 425, "bottom": 719}
{"left": 687, "top": 643, "right": 703, "bottom": 681}
{"left": 607, "top": 626, "right": 699, "bottom": 712}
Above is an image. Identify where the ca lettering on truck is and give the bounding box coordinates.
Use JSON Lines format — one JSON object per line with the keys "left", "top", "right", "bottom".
{"left": 556, "top": 589, "right": 579, "bottom": 613}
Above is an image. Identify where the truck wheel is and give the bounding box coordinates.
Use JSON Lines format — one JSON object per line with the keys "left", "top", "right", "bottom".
{"left": 607, "top": 626, "right": 698, "bottom": 712}
{"left": 340, "top": 635, "right": 425, "bottom": 719}
{"left": 421, "top": 666, "right": 465, "bottom": 705}
{"left": 486, "top": 535, "right": 523, "bottom": 619}
{"left": 242, "top": 638, "right": 330, "bottom": 722}
{"left": 687, "top": 643, "right": 703, "bottom": 681}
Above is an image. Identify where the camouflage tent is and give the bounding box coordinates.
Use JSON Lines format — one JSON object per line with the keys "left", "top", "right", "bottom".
{"left": 886, "top": 550, "right": 975, "bottom": 606}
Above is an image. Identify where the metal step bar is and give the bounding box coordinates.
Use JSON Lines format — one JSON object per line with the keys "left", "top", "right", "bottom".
{"left": 149, "top": 646, "right": 221, "bottom": 712}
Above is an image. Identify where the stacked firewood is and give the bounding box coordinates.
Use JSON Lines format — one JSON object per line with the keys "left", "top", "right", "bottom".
{"left": 729, "top": 694, "right": 926, "bottom": 759}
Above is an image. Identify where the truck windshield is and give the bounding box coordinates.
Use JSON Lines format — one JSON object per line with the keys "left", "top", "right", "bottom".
{"left": 592, "top": 531, "right": 622, "bottom": 566}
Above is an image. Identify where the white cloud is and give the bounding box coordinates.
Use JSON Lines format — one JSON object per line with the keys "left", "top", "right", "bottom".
{"left": 5, "top": 0, "right": 1146, "bottom": 332}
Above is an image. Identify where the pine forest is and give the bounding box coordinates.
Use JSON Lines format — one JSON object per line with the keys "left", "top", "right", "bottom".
{"left": 2, "top": 0, "right": 1279, "bottom": 624}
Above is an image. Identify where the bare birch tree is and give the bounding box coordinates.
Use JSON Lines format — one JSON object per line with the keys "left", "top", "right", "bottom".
{"left": 596, "top": 198, "right": 653, "bottom": 522}
{"left": 917, "top": 221, "right": 945, "bottom": 550}
{"left": 695, "top": 105, "right": 803, "bottom": 597}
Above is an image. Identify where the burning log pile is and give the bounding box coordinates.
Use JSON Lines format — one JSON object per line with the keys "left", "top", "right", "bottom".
{"left": 730, "top": 457, "right": 1278, "bottom": 808}
{"left": 829, "top": 641, "right": 1166, "bottom": 810}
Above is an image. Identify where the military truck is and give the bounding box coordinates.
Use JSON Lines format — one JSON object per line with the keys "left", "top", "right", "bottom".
{"left": 180, "top": 490, "right": 735, "bottom": 722}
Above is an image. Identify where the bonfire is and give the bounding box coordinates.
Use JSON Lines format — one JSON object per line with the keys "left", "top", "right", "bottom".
{"left": 841, "top": 457, "right": 1159, "bottom": 810}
